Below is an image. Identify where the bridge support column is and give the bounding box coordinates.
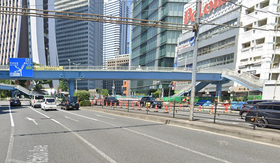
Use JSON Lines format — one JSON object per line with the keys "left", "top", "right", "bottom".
{"left": 215, "top": 82, "right": 222, "bottom": 102}
{"left": 69, "top": 79, "right": 75, "bottom": 97}
{"left": 11, "top": 90, "right": 15, "bottom": 98}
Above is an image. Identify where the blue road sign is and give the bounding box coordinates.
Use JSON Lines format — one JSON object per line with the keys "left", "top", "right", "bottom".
{"left": 9, "top": 58, "right": 33, "bottom": 77}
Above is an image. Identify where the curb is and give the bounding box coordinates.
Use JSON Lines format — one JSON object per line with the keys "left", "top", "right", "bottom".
{"left": 81, "top": 106, "right": 280, "bottom": 146}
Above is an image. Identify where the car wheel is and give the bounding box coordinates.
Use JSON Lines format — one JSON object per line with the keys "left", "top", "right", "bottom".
{"left": 257, "top": 117, "right": 268, "bottom": 128}
{"left": 241, "top": 112, "right": 247, "bottom": 119}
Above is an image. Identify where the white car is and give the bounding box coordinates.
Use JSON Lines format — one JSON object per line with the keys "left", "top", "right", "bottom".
{"left": 41, "top": 98, "right": 57, "bottom": 111}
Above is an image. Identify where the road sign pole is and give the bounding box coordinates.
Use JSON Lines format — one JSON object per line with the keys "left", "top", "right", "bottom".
{"left": 190, "top": 0, "right": 201, "bottom": 121}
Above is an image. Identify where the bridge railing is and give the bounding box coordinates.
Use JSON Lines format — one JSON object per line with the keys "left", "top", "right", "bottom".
{"left": 222, "top": 69, "right": 265, "bottom": 88}
{"left": 0, "top": 65, "right": 223, "bottom": 73}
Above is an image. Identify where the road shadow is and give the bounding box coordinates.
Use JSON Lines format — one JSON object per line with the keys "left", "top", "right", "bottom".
{"left": 0, "top": 105, "right": 25, "bottom": 115}
{"left": 13, "top": 123, "right": 164, "bottom": 137}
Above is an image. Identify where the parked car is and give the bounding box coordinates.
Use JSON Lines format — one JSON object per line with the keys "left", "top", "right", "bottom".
{"left": 41, "top": 98, "right": 57, "bottom": 111}
{"left": 10, "top": 98, "right": 21, "bottom": 107}
{"left": 30, "top": 95, "right": 45, "bottom": 108}
{"left": 61, "top": 96, "right": 79, "bottom": 110}
{"left": 245, "top": 102, "right": 280, "bottom": 128}
{"left": 140, "top": 96, "right": 162, "bottom": 108}
{"left": 104, "top": 97, "right": 119, "bottom": 106}
{"left": 239, "top": 100, "right": 277, "bottom": 119}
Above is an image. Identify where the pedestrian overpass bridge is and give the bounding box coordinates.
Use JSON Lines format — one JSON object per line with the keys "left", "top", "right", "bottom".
{"left": 0, "top": 66, "right": 264, "bottom": 97}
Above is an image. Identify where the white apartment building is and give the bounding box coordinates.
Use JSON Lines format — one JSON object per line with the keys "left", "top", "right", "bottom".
{"left": 237, "top": 0, "right": 280, "bottom": 81}
{"left": 0, "top": 0, "right": 58, "bottom": 66}
{"left": 237, "top": 0, "right": 280, "bottom": 99}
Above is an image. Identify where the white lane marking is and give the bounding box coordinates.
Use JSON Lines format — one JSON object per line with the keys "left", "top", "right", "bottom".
{"left": 29, "top": 107, "right": 50, "bottom": 119}
{"left": 9, "top": 106, "right": 14, "bottom": 127}
{"left": 5, "top": 127, "right": 14, "bottom": 163}
{"left": 95, "top": 114, "right": 114, "bottom": 120}
{"left": 63, "top": 111, "right": 231, "bottom": 163}
{"left": 28, "top": 107, "right": 116, "bottom": 163}
{"left": 51, "top": 119, "right": 60, "bottom": 124}
{"left": 65, "top": 116, "right": 79, "bottom": 122}
{"left": 26, "top": 117, "right": 38, "bottom": 125}
{"left": 60, "top": 110, "right": 98, "bottom": 121}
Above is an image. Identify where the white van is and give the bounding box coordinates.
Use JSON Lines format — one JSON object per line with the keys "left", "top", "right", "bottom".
{"left": 30, "top": 95, "right": 45, "bottom": 108}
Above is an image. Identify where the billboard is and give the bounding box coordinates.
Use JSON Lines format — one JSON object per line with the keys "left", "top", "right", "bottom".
{"left": 9, "top": 58, "right": 33, "bottom": 77}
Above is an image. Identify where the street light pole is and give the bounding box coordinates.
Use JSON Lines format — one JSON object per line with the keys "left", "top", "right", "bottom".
{"left": 68, "top": 59, "right": 71, "bottom": 69}
{"left": 73, "top": 63, "right": 81, "bottom": 92}
{"left": 190, "top": 0, "right": 201, "bottom": 121}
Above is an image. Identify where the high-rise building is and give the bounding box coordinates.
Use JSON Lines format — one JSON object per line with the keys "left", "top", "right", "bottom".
{"left": 0, "top": 0, "right": 58, "bottom": 66}
{"left": 130, "top": 0, "right": 187, "bottom": 95}
{"left": 55, "top": 0, "right": 103, "bottom": 90}
{"left": 103, "top": 0, "right": 129, "bottom": 68}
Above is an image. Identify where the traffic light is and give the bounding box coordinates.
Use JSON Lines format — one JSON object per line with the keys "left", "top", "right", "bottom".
{"left": 192, "top": 23, "right": 198, "bottom": 32}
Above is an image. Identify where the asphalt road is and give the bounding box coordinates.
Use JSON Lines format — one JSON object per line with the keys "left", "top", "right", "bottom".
{"left": 1, "top": 101, "right": 280, "bottom": 163}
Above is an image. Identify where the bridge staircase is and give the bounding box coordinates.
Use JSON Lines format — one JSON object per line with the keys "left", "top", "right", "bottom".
{"left": 221, "top": 69, "right": 264, "bottom": 91}
{"left": 173, "top": 81, "right": 211, "bottom": 97}
{"left": 0, "top": 83, "right": 33, "bottom": 95}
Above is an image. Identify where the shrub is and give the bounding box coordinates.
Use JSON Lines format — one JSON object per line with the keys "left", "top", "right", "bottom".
{"left": 74, "top": 91, "right": 90, "bottom": 101}
{"left": 79, "top": 100, "right": 91, "bottom": 106}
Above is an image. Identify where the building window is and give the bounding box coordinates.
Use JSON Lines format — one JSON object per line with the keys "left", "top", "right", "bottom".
{"left": 244, "top": 23, "right": 253, "bottom": 31}
{"left": 245, "top": 6, "right": 254, "bottom": 14}
{"left": 260, "top": 0, "right": 269, "bottom": 9}
{"left": 242, "top": 42, "right": 251, "bottom": 48}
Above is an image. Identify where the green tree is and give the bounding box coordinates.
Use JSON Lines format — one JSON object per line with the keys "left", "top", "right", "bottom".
{"left": 0, "top": 80, "right": 14, "bottom": 98}
{"left": 33, "top": 80, "right": 44, "bottom": 91}
{"left": 101, "top": 89, "right": 109, "bottom": 96}
{"left": 58, "top": 80, "right": 68, "bottom": 91}
{"left": 18, "top": 80, "right": 27, "bottom": 87}
{"left": 153, "top": 89, "right": 161, "bottom": 98}
{"left": 74, "top": 91, "right": 90, "bottom": 101}
{"left": 96, "top": 88, "right": 108, "bottom": 96}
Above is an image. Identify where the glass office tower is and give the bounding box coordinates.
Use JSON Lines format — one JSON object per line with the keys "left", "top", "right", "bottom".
{"left": 55, "top": 0, "right": 103, "bottom": 90}
{"left": 130, "top": 0, "right": 187, "bottom": 95}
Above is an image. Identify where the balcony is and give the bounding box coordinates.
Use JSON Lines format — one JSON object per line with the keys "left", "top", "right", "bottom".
{"left": 252, "top": 59, "right": 262, "bottom": 65}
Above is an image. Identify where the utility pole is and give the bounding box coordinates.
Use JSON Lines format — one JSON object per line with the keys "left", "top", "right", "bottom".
{"left": 190, "top": 0, "right": 201, "bottom": 121}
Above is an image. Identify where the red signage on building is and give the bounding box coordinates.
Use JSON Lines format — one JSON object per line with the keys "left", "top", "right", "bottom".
{"left": 184, "top": 0, "right": 229, "bottom": 24}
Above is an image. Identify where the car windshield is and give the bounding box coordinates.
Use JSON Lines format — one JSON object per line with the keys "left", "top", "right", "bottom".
{"left": 35, "top": 95, "right": 44, "bottom": 99}
{"left": 46, "top": 99, "right": 55, "bottom": 102}
{"left": 149, "top": 97, "right": 155, "bottom": 101}
{"left": 109, "top": 97, "right": 116, "bottom": 100}
{"left": 68, "top": 97, "right": 77, "bottom": 102}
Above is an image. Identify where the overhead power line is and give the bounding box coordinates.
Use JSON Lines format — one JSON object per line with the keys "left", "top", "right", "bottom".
{"left": 0, "top": 6, "right": 279, "bottom": 32}
{"left": 0, "top": 6, "right": 193, "bottom": 31}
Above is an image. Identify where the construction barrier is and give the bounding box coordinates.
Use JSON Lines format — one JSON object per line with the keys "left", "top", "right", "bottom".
{"left": 154, "top": 105, "right": 158, "bottom": 112}
{"left": 164, "top": 105, "right": 169, "bottom": 113}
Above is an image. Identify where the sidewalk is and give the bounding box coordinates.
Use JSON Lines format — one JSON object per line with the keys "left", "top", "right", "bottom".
{"left": 82, "top": 106, "right": 280, "bottom": 146}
